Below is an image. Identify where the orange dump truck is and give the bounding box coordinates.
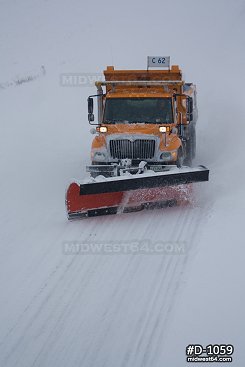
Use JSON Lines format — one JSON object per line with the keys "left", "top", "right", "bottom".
{"left": 66, "top": 58, "right": 209, "bottom": 219}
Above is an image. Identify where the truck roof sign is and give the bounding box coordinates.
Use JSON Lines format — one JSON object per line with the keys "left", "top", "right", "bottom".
{"left": 147, "top": 56, "right": 170, "bottom": 68}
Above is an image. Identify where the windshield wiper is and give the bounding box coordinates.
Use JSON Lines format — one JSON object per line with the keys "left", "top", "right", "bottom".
{"left": 119, "top": 120, "right": 156, "bottom": 124}
{"left": 104, "top": 119, "right": 129, "bottom": 124}
{"left": 129, "top": 121, "right": 155, "bottom": 124}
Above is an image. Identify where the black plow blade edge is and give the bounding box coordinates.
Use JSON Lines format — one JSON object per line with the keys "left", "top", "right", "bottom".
{"left": 79, "top": 166, "right": 209, "bottom": 195}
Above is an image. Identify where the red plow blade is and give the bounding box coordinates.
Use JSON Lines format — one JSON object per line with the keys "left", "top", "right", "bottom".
{"left": 66, "top": 166, "right": 209, "bottom": 219}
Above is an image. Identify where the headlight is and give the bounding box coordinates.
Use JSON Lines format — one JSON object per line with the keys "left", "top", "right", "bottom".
{"left": 99, "top": 126, "right": 107, "bottom": 133}
{"left": 160, "top": 150, "right": 177, "bottom": 161}
{"left": 94, "top": 152, "right": 106, "bottom": 161}
{"left": 159, "top": 126, "right": 167, "bottom": 133}
{"left": 160, "top": 152, "right": 171, "bottom": 160}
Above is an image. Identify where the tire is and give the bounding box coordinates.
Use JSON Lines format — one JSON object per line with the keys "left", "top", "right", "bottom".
{"left": 191, "top": 129, "right": 196, "bottom": 159}
{"left": 184, "top": 139, "right": 193, "bottom": 167}
{"left": 184, "top": 126, "right": 196, "bottom": 166}
{"left": 176, "top": 148, "right": 184, "bottom": 168}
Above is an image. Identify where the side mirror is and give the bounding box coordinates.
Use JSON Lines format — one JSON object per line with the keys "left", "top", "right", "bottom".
{"left": 88, "top": 97, "right": 95, "bottom": 123}
{"left": 88, "top": 113, "right": 94, "bottom": 122}
{"left": 87, "top": 93, "right": 103, "bottom": 125}
{"left": 88, "top": 97, "right": 94, "bottom": 114}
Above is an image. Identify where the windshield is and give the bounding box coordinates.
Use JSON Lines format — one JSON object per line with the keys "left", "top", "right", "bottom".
{"left": 103, "top": 97, "right": 174, "bottom": 124}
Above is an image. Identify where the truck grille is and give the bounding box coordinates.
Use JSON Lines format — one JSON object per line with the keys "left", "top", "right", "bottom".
{"left": 109, "top": 139, "right": 155, "bottom": 160}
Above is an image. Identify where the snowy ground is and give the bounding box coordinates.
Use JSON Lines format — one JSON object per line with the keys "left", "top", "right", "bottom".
{"left": 1, "top": 0, "right": 245, "bottom": 366}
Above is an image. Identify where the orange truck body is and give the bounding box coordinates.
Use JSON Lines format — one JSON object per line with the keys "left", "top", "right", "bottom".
{"left": 89, "top": 64, "right": 197, "bottom": 168}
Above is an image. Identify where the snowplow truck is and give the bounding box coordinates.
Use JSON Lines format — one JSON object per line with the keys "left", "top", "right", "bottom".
{"left": 66, "top": 61, "right": 209, "bottom": 219}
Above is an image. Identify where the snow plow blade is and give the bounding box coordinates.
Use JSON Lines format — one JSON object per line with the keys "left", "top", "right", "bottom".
{"left": 66, "top": 166, "right": 209, "bottom": 219}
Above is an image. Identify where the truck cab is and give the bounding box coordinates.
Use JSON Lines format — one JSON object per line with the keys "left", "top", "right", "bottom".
{"left": 88, "top": 64, "right": 197, "bottom": 175}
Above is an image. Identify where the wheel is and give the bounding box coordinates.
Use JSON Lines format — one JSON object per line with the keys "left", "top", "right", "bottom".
{"left": 184, "top": 140, "right": 193, "bottom": 167}
{"left": 184, "top": 126, "right": 196, "bottom": 166}
{"left": 191, "top": 129, "right": 196, "bottom": 159}
{"left": 176, "top": 148, "right": 184, "bottom": 168}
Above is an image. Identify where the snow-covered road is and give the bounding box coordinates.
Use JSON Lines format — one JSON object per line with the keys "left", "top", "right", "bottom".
{"left": 0, "top": 206, "right": 207, "bottom": 367}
